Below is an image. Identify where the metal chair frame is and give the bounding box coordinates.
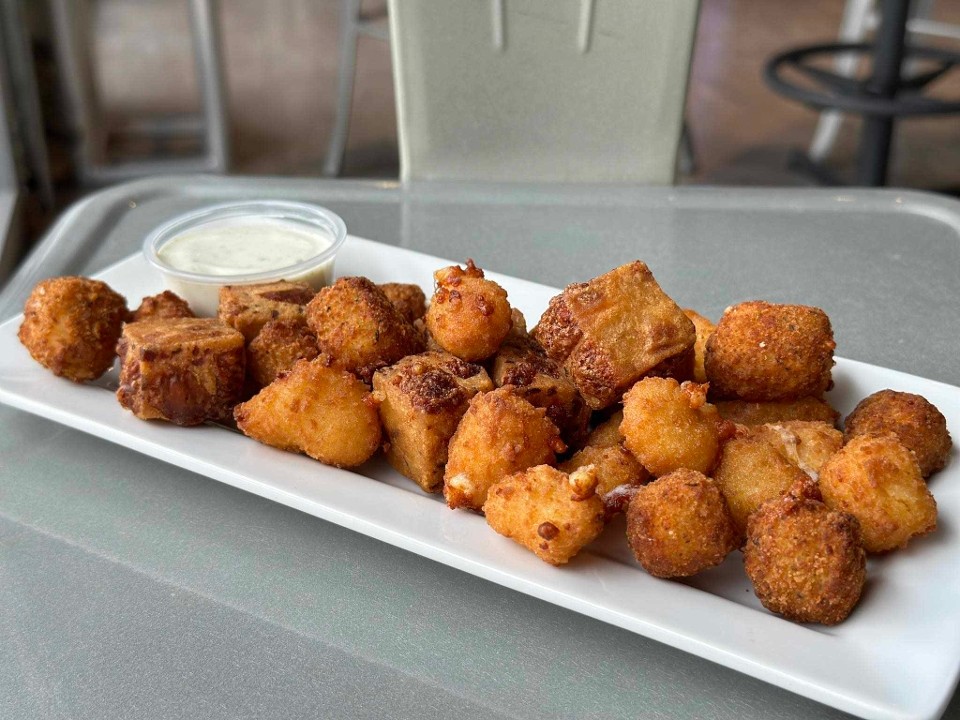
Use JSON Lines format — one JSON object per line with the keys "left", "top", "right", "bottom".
{"left": 50, "top": 0, "right": 229, "bottom": 185}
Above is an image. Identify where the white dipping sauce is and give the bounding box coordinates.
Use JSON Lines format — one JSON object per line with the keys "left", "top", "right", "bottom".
{"left": 158, "top": 217, "right": 332, "bottom": 275}
{"left": 156, "top": 216, "right": 337, "bottom": 317}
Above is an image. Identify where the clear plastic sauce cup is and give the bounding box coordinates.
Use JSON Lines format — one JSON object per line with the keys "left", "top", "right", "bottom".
{"left": 143, "top": 200, "right": 347, "bottom": 317}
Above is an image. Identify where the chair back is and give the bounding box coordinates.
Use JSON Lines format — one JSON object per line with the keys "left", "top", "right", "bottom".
{"left": 388, "top": 0, "right": 700, "bottom": 184}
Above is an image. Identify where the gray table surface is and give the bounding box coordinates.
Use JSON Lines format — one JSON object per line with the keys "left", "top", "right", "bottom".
{"left": 1, "top": 176, "right": 959, "bottom": 720}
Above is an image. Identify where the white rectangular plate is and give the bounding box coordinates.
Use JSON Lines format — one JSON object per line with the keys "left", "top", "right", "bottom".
{"left": 1, "top": 236, "right": 958, "bottom": 720}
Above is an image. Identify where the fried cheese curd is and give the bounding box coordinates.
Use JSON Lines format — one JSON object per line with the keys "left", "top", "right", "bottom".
{"left": 620, "top": 378, "right": 720, "bottom": 477}
{"left": 714, "top": 397, "right": 839, "bottom": 427}
{"left": 532, "top": 261, "right": 695, "bottom": 410}
{"left": 425, "top": 260, "right": 512, "bottom": 362}
{"left": 818, "top": 433, "right": 937, "bottom": 553}
{"left": 130, "top": 290, "right": 194, "bottom": 322}
{"left": 683, "top": 308, "right": 715, "bottom": 383}
{"left": 583, "top": 409, "right": 624, "bottom": 449}
{"left": 234, "top": 357, "right": 381, "bottom": 468}
{"left": 483, "top": 464, "right": 604, "bottom": 566}
{"left": 378, "top": 282, "right": 427, "bottom": 324}
{"left": 218, "top": 280, "right": 315, "bottom": 342}
{"left": 625, "top": 469, "right": 738, "bottom": 578}
{"left": 372, "top": 351, "right": 493, "bottom": 493}
{"left": 306, "top": 276, "right": 424, "bottom": 383}
{"left": 559, "top": 444, "right": 649, "bottom": 498}
{"left": 751, "top": 421, "right": 843, "bottom": 477}
{"left": 744, "top": 493, "right": 865, "bottom": 625}
{"left": 19, "top": 276, "right": 128, "bottom": 382}
{"left": 713, "top": 428, "right": 811, "bottom": 540}
{"left": 705, "top": 301, "right": 836, "bottom": 401}
{"left": 844, "top": 390, "right": 952, "bottom": 478}
{"left": 444, "top": 386, "right": 565, "bottom": 511}
{"left": 246, "top": 318, "right": 320, "bottom": 388}
{"left": 490, "top": 332, "right": 590, "bottom": 446}
{"left": 116, "top": 318, "right": 245, "bottom": 425}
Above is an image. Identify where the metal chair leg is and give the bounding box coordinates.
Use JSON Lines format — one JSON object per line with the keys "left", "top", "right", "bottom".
{"left": 323, "top": 0, "right": 363, "bottom": 177}
{"left": 678, "top": 122, "right": 696, "bottom": 176}
{"left": 190, "top": 0, "right": 230, "bottom": 172}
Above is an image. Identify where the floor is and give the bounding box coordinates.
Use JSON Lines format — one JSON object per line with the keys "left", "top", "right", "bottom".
{"left": 83, "top": 0, "right": 960, "bottom": 190}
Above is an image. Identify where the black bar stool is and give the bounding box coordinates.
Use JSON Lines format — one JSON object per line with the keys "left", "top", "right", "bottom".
{"left": 764, "top": 0, "right": 960, "bottom": 186}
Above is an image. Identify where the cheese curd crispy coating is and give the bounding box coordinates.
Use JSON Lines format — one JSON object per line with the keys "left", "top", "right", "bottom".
{"left": 130, "top": 290, "right": 194, "bottom": 322}
{"left": 620, "top": 378, "right": 720, "bottom": 476}
{"left": 583, "top": 410, "right": 624, "bottom": 450}
{"left": 378, "top": 282, "right": 427, "bottom": 324}
{"left": 484, "top": 464, "right": 605, "bottom": 566}
{"left": 705, "top": 301, "right": 835, "bottom": 401}
{"left": 116, "top": 318, "right": 245, "bottom": 425}
{"left": 714, "top": 397, "right": 839, "bottom": 427}
{"left": 751, "top": 421, "right": 843, "bottom": 477}
{"left": 444, "top": 386, "right": 565, "bottom": 511}
{"left": 532, "top": 261, "right": 695, "bottom": 411}
{"left": 818, "top": 433, "right": 937, "bottom": 553}
{"left": 713, "top": 430, "right": 811, "bottom": 540}
{"left": 246, "top": 318, "right": 320, "bottom": 389}
{"left": 490, "top": 333, "right": 590, "bottom": 446}
{"left": 626, "top": 469, "right": 738, "bottom": 578}
{"left": 425, "top": 260, "right": 512, "bottom": 362}
{"left": 372, "top": 351, "right": 493, "bottom": 493}
{"left": 306, "top": 277, "right": 425, "bottom": 383}
{"left": 744, "top": 494, "right": 865, "bottom": 625}
{"left": 19, "top": 276, "right": 128, "bottom": 382}
{"left": 234, "top": 357, "right": 381, "bottom": 468}
{"left": 218, "top": 280, "right": 315, "bottom": 342}
{"left": 844, "top": 390, "right": 952, "bottom": 478}
{"left": 559, "top": 444, "right": 649, "bottom": 497}
{"left": 683, "top": 309, "right": 715, "bottom": 384}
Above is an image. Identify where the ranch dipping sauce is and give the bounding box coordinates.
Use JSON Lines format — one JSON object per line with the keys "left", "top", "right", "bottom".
{"left": 158, "top": 217, "right": 333, "bottom": 276}
{"left": 145, "top": 201, "right": 347, "bottom": 317}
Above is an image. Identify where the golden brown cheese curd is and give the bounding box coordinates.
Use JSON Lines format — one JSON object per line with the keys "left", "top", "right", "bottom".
{"left": 116, "top": 318, "right": 245, "bottom": 425}
{"left": 305, "top": 276, "right": 424, "bottom": 383}
{"left": 744, "top": 493, "right": 865, "bottom": 625}
{"left": 234, "top": 357, "right": 381, "bottom": 468}
{"left": 425, "top": 260, "right": 512, "bottom": 362}
{"left": 378, "top": 282, "right": 427, "bottom": 324}
{"left": 752, "top": 421, "right": 843, "bottom": 477}
{"left": 490, "top": 334, "right": 590, "bottom": 446}
{"left": 713, "top": 429, "right": 811, "bottom": 540}
{"left": 844, "top": 389, "right": 952, "bottom": 478}
{"left": 620, "top": 378, "right": 720, "bottom": 477}
{"left": 532, "top": 261, "right": 695, "bottom": 410}
{"left": 483, "top": 464, "right": 605, "bottom": 566}
{"left": 583, "top": 410, "right": 624, "bottom": 450}
{"left": 444, "top": 386, "right": 565, "bottom": 511}
{"left": 372, "top": 351, "right": 493, "bottom": 493}
{"left": 705, "top": 301, "right": 835, "bottom": 401}
{"left": 683, "top": 308, "right": 715, "bottom": 384}
{"left": 625, "top": 469, "right": 738, "bottom": 578}
{"left": 130, "top": 290, "right": 194, "bottom": 322}
{"left": 19, "top": 276, "right": 128, "bottom": 382}
{"left": 218, "top": 280, "right": 315, "bottom": 342}
{"left": 246, "top": 318, "right": 320, "bottom": 389}
{"left": 559, "top": 444, "right": 649, "bottom": 497}
{"left": 818, "top": 433, "right": 937, "bottom": 553}
{"left": 714, "top": 397, "right": 839, "bottom": 427}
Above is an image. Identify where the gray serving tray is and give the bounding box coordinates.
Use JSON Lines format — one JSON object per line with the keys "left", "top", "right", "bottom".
{"left": 1, "top": 176, "right": 959, "bottom": 720}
